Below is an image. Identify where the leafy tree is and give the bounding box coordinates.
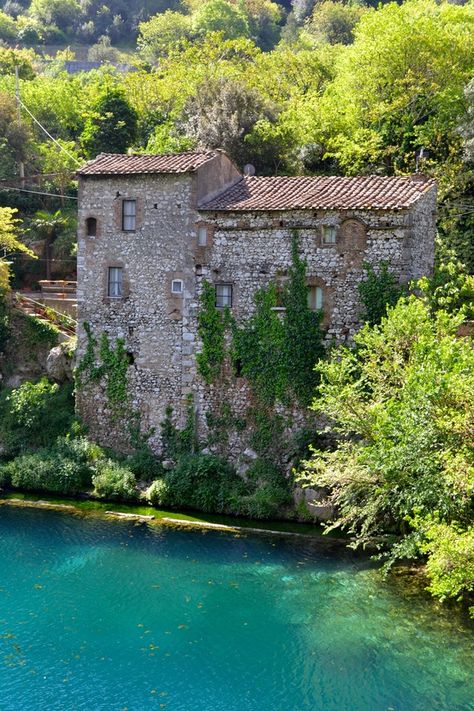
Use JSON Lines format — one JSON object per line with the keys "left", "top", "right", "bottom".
{"left": 0, "top": 46, "right": 35, "bottom": 79}
{"left": 300, "top": 297, "right": 474, "bottom": 562}
{"left": 243, "top": 0, "right": 282, "bottom": 50}
{"left": 192, "top": 0, "right": 250, "bottom": 40}
{"left": 418, "top": 243, "right": 474, "bottom": 319}
{"left": 0, "top": 92, "right": 32, "bottom": 180}
{"left": 81, "top": 86, "right": 138, "bottom": 157}
{"left": 305, "top": 1, "right": 367, "bottom": 46}
{"left": 0, "top": 207, "right": 35, "bottom": 261}
{"left": 184, "top": 75, "right": 276, "bottom": 167}
{"left": 138, "top": 10, "right": 192, "bottom": 61}
{"left": 417, "top": 519, "right": 474, "bottom": 615}
{"left": 29, "top": 0, "right": 80, "bottom": 31}
{"left": 38, "top": 139, "right": 81, "bottom": 202}
{"left": 30, "top": 209, "right": 69, "bottom": 280}
{"left": 299, "top": 0, "right": 474, "bottom": 174}
{"left": 0, "top": 8, "right": 17, "bottom": 40}
{"left": 0, "top": 208, "right": 35, "bottom": 352}
{"left": 87, "top": 35, "right": 121, "bottom": 63}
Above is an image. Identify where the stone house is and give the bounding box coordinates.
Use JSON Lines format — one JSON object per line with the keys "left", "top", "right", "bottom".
{"left": 76, "top": 149, "right": 436, "bottom": 456}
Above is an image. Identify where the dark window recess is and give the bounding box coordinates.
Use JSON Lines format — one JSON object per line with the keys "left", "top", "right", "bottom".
{"left": 234, "top": 358, "right": 243, "bottom": 377}
{"left": 108, "top": 266, "right": 123, "bottom": 298}
{"left": 86, "top": 217, "right": 97, "bottom": 236}
{"left": 215, "top": 283, "right": 232, "bottom": 308}
{"left": 122, "top": 199, "right": 136, "bottom": 231}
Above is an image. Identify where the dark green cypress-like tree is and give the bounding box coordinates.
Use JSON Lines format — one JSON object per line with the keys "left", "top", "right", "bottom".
{"left": 81, "top": 87, "right": 138, "bottom": 157}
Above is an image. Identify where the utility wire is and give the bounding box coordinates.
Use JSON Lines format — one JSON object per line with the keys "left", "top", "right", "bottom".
{"left": 16, "top": 97, "right": 82, "bottom": 166}
{"left": 0, "top": 186, "right": 78, "bottom": 200}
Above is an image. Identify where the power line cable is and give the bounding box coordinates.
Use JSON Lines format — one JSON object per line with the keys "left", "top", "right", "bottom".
{"left": 16, "top": 97, "right": 82, "bottom": 166}
{"left": 0, "top": 186, "right": 78, "bottom": 200}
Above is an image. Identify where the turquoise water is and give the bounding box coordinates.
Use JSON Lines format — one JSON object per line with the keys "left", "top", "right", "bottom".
{"left": 0, "top": 508, "right": 473, "bottom": 711}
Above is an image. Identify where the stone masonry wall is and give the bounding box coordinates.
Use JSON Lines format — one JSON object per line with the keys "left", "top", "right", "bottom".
{"left": 76, "top": 169, "right": 436, "bottom": 459}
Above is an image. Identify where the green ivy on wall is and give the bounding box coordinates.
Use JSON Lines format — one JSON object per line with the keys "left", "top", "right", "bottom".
{"left": 358, "top": 260, "right": 403, "bottom": 326}
{"left": 76, "top": 322, "right": 130, "bottom": 417}
{"left": 196, "top": 280, "right": 233, "bottom": 384}
{"left": 233, "top": 231, "right": 325, "bottom": 407}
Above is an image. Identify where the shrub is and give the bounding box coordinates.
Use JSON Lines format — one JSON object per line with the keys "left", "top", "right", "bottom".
{"left": 239, "top": 460, "right": 292, "bottom": 518}
{"left": 417, "top": 519, "right": 474, "bottom": 614}
{"left": 126, "top": 447, "right": 163, "bottom": 481}
{"left": 145, "top": 478, "right": 170, "bottom": 507}
{"left": 163, "top": 453, "right": 246, "bottom": 513}
{"left": 92, "top": 460, "right": 137, "bottom": 500}
{"left": 6, "top": 450, "right": 87, "bottom": 494}
{"left": 238, "top": 483, "right": 291, "bottom": 519}
{"left": 0, "top": 379, "right": 76, "bottom": 456}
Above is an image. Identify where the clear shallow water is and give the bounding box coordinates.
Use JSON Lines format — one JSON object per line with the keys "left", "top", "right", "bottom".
{"left": 0, "top": 507, "right": 473, "bottom": 711}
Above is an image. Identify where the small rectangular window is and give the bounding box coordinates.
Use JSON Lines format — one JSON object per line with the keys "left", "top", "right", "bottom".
{"left": 322, "top": 225, "right": 337, "bottom": 244}
{"left": 122, "top": 200, "right": 136, "bottom": 231}
{"left": 215, "top": 283, "right": 232, "bottom": 308}
{"left": 198, "top": 226, "right": 208, "bottom": 246}
{"left": 307, "top": 286, "right": 323, "bottom": 311}
{"left": 171, "top": 279, "right": 183, "bottom": 295}
{"left": 108, "top": 267, "right": 123, "bottom": 298}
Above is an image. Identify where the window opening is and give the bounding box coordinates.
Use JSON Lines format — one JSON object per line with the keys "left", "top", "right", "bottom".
{"left": 122, "top": 199, "right": 136, "bottom": 231}
{"left": 108, "top": 267, "right": 123, "bottom": 298}
{"left": 86, "top": 217, "right": 97, "bottom": 236}
{"left": 198, "top": 226, "right": 208, "bottom": 246}
{"left": 307, "top": 285, "right": 323, "bottom": 311}
{"left": 234, "top": 358, "right": 243, "bottom": 377}
{"left": 171, "top": 279, "right": 183, "bottom": 295}
{"left": 322, "top": 225, "right": 337, "bottom": 244}
{"left": 215, "top": 283, "right": 232, "bottom": 308}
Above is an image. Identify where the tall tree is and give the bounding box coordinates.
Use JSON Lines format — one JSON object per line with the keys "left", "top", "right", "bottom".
{"left": 81, "top": 86, "right": 138, "bottom": 157}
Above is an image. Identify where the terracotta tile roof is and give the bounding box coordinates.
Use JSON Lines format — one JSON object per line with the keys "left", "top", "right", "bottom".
{"left": 199, "top": 175, "right": 435, "bottom": 211}
{"left": 78, "top": 151, "right": 218, "bottom": 176}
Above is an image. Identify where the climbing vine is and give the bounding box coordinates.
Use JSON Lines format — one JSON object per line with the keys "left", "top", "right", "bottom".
{"left": 77, "top": 322, "right": 130, "bottom": 416}
{"left": 358, "top": 260, "right": 403, "bottom": 326}
{"left": 233, "top": 231, "right": 325, "bottom": 407}
{"left": 195, "top": 231, "right": 326, "bottom": 476}
{"left": 160, "top": 394, "right": 196, "bottom": 459}
{"left": 232, "top": 283, "right": 287, "bottom": 405}
{"left": 196, "top": 280, "right": 233, "bottom": 384}
{"left": 282, "top": 233, "right": 325, "bottom": 405}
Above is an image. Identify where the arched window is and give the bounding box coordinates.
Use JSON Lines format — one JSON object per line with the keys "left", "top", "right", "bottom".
{"left": 86, "top": 217, "right": 97, "bottom": 237}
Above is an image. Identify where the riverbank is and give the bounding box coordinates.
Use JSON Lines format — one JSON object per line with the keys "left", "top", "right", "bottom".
{"left": 0, "top": 490, "right": 345, "bottom": 541}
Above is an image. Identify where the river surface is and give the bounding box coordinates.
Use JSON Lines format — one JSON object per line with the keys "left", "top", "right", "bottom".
{"left": 0, "top": 506, "right": 473, "bottom": 711}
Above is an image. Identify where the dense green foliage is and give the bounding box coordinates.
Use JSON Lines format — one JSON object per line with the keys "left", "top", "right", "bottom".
{"left": 196, "top": 281, "right": 230, "bottom": 385}
{"left": 77, "top": 324, "right": 131, "bottom": 419}
{"left": 81, "top": 87, "right": 138, "bottom": 157}
{"left": 92, "top": 460, "right": 137, "bottom": 499}
{"left": 0, "top": 378, "right": 75, "bottom": 456}
{"left": 299, "top": 296, "right": 474, "bottom": 611}
{"left": 198, "top": 234, "right": 324, "bottom": 407}
{"left": 358, "top": 261, "right": 404, "bottom": 326}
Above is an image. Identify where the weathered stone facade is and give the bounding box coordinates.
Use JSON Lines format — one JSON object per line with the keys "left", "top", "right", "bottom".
{"left": 76, "top": 150, "right": 436, "bottom": 457}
